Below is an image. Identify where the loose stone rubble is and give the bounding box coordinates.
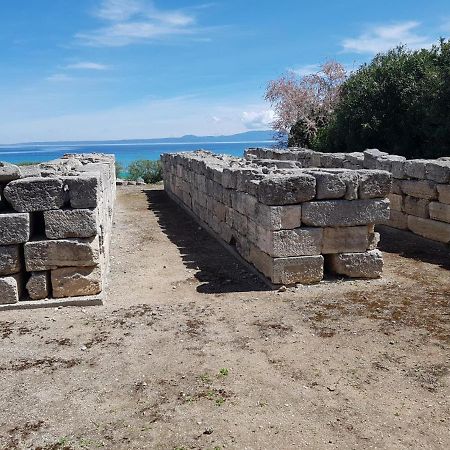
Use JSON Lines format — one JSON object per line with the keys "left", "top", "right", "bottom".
{"left": 246, "top": 147, "right": 450, "bottom": 245}
{"left": 161, "top": 151, "right": 391, "bottom": 285}
{"left": 0, "top": 154, "right": 115, "bottom": 307}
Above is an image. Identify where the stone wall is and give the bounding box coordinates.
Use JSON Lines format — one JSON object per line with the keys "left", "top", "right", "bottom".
{"left": 0, "top": 153, "right": 115, "bottom": 307}
{"left": 245, "top": 147, "right": 450, "bottom": 245}
{"left": 161, "top": 151, "right": 391, "bottom": 286}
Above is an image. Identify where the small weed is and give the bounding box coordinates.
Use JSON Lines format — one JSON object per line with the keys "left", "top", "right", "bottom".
{"left": 215, "top": 397, "right": 225, "bottom": 406}
{"left": 199, "top": 373, "right": 212, "bottom": 383}
{"left": 218, "top": 368, "right": 229, "bottom": 377}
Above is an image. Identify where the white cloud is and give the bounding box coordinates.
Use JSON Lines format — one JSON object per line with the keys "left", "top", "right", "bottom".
{"left": 290, "top": 64, "right": 320, "bottom": 76}
{"left": 342, "top": 21, "right": 433, "bottom": 54}
{"left": 241, "top": 109, "right": 275, "bottom": 130}
{"left": 77, "top": 0, "right": 200, "bottom": 46}
{"left": 66, "top": 62, "right": 110, "bottom": 70}
{"left": 46, "top": 74, "right": 75, "bottom": 82}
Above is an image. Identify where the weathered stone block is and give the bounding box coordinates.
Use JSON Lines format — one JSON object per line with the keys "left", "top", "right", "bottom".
{"left": 426, "top": 161, "right": 450, "bottom": 183}
{"left": 268, "top": 228, "right": 323, "bottom": 257}
{"left": 401, "top": 180, "right": 437, "bottom": 200}
{"left": 51, "top": 266, "right": 102, "bottom": 298}
{"left": 385, "top": 210, "right": 409, "bottom": 229}
{"left": 363, "top": 149, "right": 388, "bottom": 169}
{"left": 24, "top": 237, "right": 99, "bottom": 271}
{"left": 429, "top": 202, "right": 450, "bottom": 224}
{"left": 307, "top": 171, "right": 346, "bottom": 199}
{"left": 388, "top": 193, "right": 403, "bottom": 211}
{"left": 322, "top": 226, "right": 369, "bottom": 254}
{"left": 367, "top": 231, "right": 380, "bottom": 250}
{"left": 0, "top": 212, "right": 30, "bottom": 245}
{"left": 407, "top": 215, "right": 450, "bottom": 243}
{"left": 403, "top": 196, "right": 429, "bottom": 218}
{"left": 437, "top": 185, "right": 450, "bottom": 205}
{"left": 44, "top": 209, "right": 97, "bottom": 239}
{"left": 358, "top": 170, "right": 392, "bottom": 199}
{"left": 26, "top": 271, "right": 50, "bottom": 300}
{"left": 404, "top": 159, "right": 428, "bottom": 179}
{"left": 302, "top": 199, "right": 390, "bottom": 227}
{"left": 254, "top": 203, "right": 302, "bottom": 230}
{"left": 272, "top": 255, "right": 324, "bottom": 285}
{"left": 327, "top": 250, "right": 383, "bottom": 278}
{"left": 390, "top": 157, "right": 407, "bottom": 179}
{"left": 3, "top": 177, "right": 65, "bottom": 212}
{"left": 0, "top": 274, "right": 21, "bottom": 304}
{"left": 0, "top": 162, "right": 21, "bottom": 182}
{"left": 64, "top": 175, "right": 99, "bottom": 208}
{"left": 0, "top": 245, "right": 21, "bottom": 275}
{"left": 257, "top": 174, "right": 316, "bottom": 205}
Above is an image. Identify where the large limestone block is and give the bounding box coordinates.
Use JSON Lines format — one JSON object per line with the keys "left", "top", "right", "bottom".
{"left": 363, "top": 149, "right": 388, "bottom": 169}
{"left": 429, "top": 202, "right": 450, "bottom": 224}
{"left": 388, "top": 193, "right": 403, "bottom": 211}
{"left": 358, "top": 170, "right": 392, "bottom": 199}
{"left": 437, "top": 185, "right": 450, "bottom": 205}
{"left": 44, "top": 209, "right": 98, "bottom": 239}
{"left": 64, "top": 175, "right": 99, "bottom": 209}
{"left": 322, "top": 226, "right": 369, "bottom": 254}
{"left": 407, "top": 215, "right": 450, "bottom": 243}
{"left": 404, "top": 159, "right": 428, "bottom": 179}
{"left": 269, "top": 228, "right": 323, "bottom": 257}
{"left": 0, "top": 212, "right": 30, "bottom": 245}
{"left": 426, "top": 161, "right": 450, "bottom": 183}
{"left": 257, "top": 174, "right": 316, "bottom": 205}
{"left": 0, "top": 245, "right": 21, "bottom": 275}
{"left": 385, "top": 210, "right": 408, "bottom": 230}
{"left": 327, "top": 250, "right": 383, "bottom": 279}
{"left": 254, "top": 203, "right": 302, "bottom": 230}
{"left": 302, "top": 199, "right": 390, "bottom": 227}
{"left": 403, "top": 196, "right": 429, "bottom": 218}
{"left": 401, "top": 180, "right": 437, "bottom": 200}
{"left": 26, "top": 271, "right": 50, "bottom": 300}
{"left": 0, "top": 162, "right": 21, "bottom": 182}
{"left": 376, "top": 155, "right": 405, "bottom": 174}
{"left": 307, "top": 171, "right": 346, "bottom": 199}
{"left": 3, "top": 177, "right": 65, "bottom": 212}
{"left": 0, "top": 274, "right": 22, "bottom": 304}
{"left": 51, "top": 266, "right": 102, "bottom": 298}
{"left": 24, "top": 237, "right": 100, "bottom": 271}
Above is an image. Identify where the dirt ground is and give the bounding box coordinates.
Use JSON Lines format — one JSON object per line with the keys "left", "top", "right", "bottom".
{"left": 1, "top": 184, "right": 449, "bottom": 450}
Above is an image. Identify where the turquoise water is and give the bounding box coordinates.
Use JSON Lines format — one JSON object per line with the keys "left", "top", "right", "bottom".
{"left": 0, "top": 141, "right": 274, "bottom": 167}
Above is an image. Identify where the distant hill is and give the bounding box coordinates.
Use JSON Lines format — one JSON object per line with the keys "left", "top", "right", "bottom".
{"left": 9, "top": 130, "right": 279, "bottom": 146}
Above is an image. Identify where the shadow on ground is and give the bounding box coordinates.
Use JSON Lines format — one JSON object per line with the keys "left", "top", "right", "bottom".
{"left": 145, "top": 188, "right": 269, "bottom": 294}
{"left": 378, "top": 225, "right": 450, "bottom": 270}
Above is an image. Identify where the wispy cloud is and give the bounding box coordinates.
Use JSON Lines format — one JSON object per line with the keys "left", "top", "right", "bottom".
{"left": 241, "top": 109, "right": 275, "bottom": 130}
{"left": 77, "top": 0, "right": 204, "bottom": 47}
{"left": 290, "top": 64, "right": 320, "bottom": 76}
{"left": 342, "top": 21, "right": 432, "bottom": 54}
{"left": 46, "top": 73, "right": 75, "bottom": 82}
{"left": 65, "top": 62, "right": 110, "bottom": 70}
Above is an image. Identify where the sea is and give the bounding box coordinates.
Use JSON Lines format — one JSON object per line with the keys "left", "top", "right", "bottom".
{"left": 0, "top": 140, "right": 275, "bottom": 168}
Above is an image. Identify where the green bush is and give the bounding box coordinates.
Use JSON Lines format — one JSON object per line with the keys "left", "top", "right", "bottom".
{"left": 321, "top": 39, "right": 450, "bottom": 158}
{"left": 127, "top": 159, "right": 163, "bottom": 183}
{"left": 115, "top": 161, "right": 124, "bottom": 178}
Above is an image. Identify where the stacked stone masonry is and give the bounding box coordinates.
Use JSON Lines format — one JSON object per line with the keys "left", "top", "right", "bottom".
{"left": 0, "top": 154, "right": 115, "bottom": 305}
{"left": 245, "top": 147, "right": 450, "bottom": 246}
{"left": 161, "top": 151, "right": 391, "bottom": 285}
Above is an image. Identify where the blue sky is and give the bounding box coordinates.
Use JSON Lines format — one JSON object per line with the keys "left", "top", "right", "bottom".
{"left": 1, "top": 0, "right": 449, "bottom": 143}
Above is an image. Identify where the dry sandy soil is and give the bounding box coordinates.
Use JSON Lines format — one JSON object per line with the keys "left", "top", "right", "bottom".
{"left": 1, "top": 184, "right": 449, "bottom": 450}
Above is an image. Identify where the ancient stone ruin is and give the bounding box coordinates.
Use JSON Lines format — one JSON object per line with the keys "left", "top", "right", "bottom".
{"left": 161, "top": 151, "right": 391, "bottom": 285}
{"left": 246, "top": 147, "right": 450, "bottom": 245}
{"left": 0, "top": 154, "right": 115, "bottom": 308}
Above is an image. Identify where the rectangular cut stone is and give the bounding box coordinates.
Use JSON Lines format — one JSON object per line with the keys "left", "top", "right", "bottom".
{"left": 0, "top": 274, "right": 22, "bottom": 304}
{"left": 0, "top": 212, "right": 30, "bottom": 245}
{"left": 385, "top": 210, "right": 408, "bottom": 229}
{"left": 429, "top": 202, "right": 450, "bottom": 224}
{"left": 403, "top": 196, "right": 429, "bottom": 218}
{"left": 358, "top": 170, "right": 392, "bottom": 199}
{"left": 257, "top": 174, "right": 316, "bottom": 205}
{"left": 24, "top": 237, "right": 99, "bottom": 271}
{"left": 391, "top": 158, "right": 407, "bottom": 179}
{"left": 404, "top": 159, "right": 428, "bottom": 179}
{"left": 269, "top": 228, "right": 323, "bottom": 257}
{"left": 254, "top": 203, "right": 302, "bottom": 230}
{"left": 401, "top": 180, "right": 437, "bottom": 200}
{"left": 326, "top": 250, "right": 383, "bottom": 279}
{"left": 0, "top": 245, "right": 21, "bottom": 275}
{"left": 64, "top": 175, "right": 99, "bottom": 208}
{"left": 388, "top": 193, "right": 403, "bottom": 211}
{"left": 307, "top": 171, "right": 346, "bottom": 199}
{"left": 407, "top": 216, "right": 450, "bottom": 243}
{"left": 26, "top": 271, "right": 50, "bottom": 300}
{"left": 437, "top": 185, "right": 450, "bottom": 205}
{"left": 302, "top": 199, "right": 390, "bottom": 227}
{"left": 3, "top": 177, "right": 65, "bottom": 212}
{"left": 363, "top": 149, "right": 388, "bottom": 169}
{"left": 322, "top": 226, "right": 369, "bottom": 254}
{"left": 51, "top": 266, "right": 102, "bottom": 298}
{"left": 44, "top": 209, "right": 98, "bottom": 239}
{"left": 426, "top": 161, "right": 450, "bottom": 183}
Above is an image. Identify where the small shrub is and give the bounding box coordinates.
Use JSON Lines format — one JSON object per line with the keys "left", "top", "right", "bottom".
{"left": 127, "top": 160, "right": 163, "bottom": 183}
{"left": 115, "top": 161, "right": 124, "bottom": 178}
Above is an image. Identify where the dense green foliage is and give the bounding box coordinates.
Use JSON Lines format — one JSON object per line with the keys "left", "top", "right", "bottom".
{"left": 127, "top": 159, "right": 163, "bottom": 183}
{"left": 309, "top": 40, "right": 450, "bottom": 158}
{"left": 115, "top": 161, "right": 124, "bottom": 178}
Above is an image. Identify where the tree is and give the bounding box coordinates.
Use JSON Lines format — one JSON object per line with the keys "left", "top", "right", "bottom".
{"left": 265, "top": 61, "right": 347, "bottom": 148}
{"left": 127, "top": 160, "right": 163, "bottom": 183}
{"left": 324, "top": 40, "right": 450, "bottom": 158}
